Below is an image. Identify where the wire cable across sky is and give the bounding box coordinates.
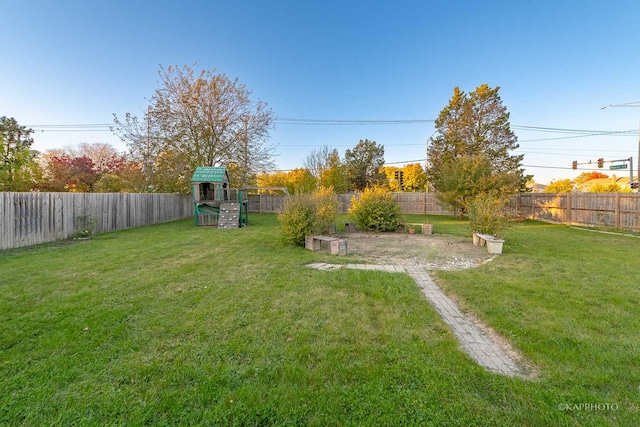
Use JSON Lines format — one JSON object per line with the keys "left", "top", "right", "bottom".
{"left": 25, "top": 119, "right": 639, "bottom": 139}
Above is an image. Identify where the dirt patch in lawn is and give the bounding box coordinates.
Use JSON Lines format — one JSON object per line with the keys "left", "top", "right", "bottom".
{"left": 341, "top": 231, "right": 493, "bottom": 270}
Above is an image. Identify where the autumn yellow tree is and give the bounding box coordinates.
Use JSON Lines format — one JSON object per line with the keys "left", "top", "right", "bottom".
{"left": 401, "top": 163, "right": 428, "bottom": 192}
{"left": 287, "top": 168, "right": 317, "bottom": 194}
{"left": 256, "top": 171, "right": 287, "bottom": 192}
{"left": 544, "top": 179, "right": 574, "bottom": 193}
{"left": 380, "top": 163, "right": 428, "bottom": 192}
{"left": 320, "top": 149, "right": 349, "bottom": 192}
{"left": 380, "top": 166, "right": 402, "bottom": 191}
{"left": 257, "top": 168, "right": 317, "bottom": 194}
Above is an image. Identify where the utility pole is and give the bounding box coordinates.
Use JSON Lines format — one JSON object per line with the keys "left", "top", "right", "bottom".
{"left": 242, "top": 115, "right": 248, "bottom": 187}
{"left": 601, "top": 102, "right": 640, "bottom": 192}
{"left": 145, "top": 106, "right": 151, "bottom": 190}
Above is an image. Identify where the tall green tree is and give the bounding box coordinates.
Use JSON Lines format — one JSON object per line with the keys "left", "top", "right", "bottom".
{"left": 0, "top": 116, "right": 40, "bottom": 191}
{"left": 344, "top": 139, "right": 385, "bottom": 191}
{"left": 427, "top": 84, "right": 527, "bottom": 215}
{"left": 431, "top": 154, "right": 517, "bottom": 218}
{"left": 113, "top": 64, "right": 276, "bottom": 192}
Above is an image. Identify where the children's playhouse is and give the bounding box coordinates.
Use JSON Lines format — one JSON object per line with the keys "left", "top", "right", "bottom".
{"left": 191, "top": 166, "right": 248, "bottom": 228}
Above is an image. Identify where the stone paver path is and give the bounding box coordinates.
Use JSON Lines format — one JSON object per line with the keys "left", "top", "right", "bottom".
{"left": 307, "top": 262, "right": 530, "bottom": 378}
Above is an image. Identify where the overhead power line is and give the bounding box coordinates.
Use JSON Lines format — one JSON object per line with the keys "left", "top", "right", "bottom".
{"left": 24, "top": 119, "right": 640, "bottom": 145}
{"left": 275, "top": 118, "right": 435, "bottom": 125}
{"left": 513, "top": 125, "right": 635, "bottom": 134}
{"left": 518, "top": 129, "right": 637, "bottom": 143}
{"left": 521, "top": 163, "right": 625, "bottom": 171}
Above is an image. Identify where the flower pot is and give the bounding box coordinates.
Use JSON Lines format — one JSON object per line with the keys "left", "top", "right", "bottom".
{"left": 409, "top": 228, "right": 416, "bottom": 234}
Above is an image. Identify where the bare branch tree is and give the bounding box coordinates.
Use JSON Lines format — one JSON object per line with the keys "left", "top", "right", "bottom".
{"left": 113, "top": 64, "right": 276, "bottom": 191}
{"left": 303, "top": 145, "right": 333, "bottom": 180}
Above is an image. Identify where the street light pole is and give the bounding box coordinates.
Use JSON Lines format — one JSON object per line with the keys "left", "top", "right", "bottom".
{"left": 601, "top": 102, "right": 640, "bottom": 191}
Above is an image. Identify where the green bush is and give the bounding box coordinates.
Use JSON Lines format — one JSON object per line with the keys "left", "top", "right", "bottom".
{"left": 278, "top": 187, "right": 338, "bottom": 246}
{"left": 348, "top": 187, "right": 404, "bottom": 232}
{"left": 312, "top": 187, "right": 338, "bottom": 235}
{"left": 468, "top": 191, "right": 509, "bottom": 238}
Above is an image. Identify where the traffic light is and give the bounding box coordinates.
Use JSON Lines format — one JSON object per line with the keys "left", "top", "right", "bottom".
{"left": 572, "top": 160, "right": 577, "bottom": 170}
{"left": 398, "top": 171, "right": 404, "bottom": 191}
{"left": 597, "top": 158, "right": 604, "bottom": 168}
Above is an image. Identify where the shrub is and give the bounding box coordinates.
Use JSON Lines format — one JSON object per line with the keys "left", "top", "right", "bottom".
{"left": 74, "top": 215, "right": 97, "bottom": 239}
{"left": 312, "top": 187, "right": 338, "bottom": 235}
{"left": 468, "top": 191, "right": 509, "bottom": 238}
{"left": 278, "top": 187, "right": 338, "bottom": 246}
{"left": 348, "top": 187, "right": 404, "bottom": 231}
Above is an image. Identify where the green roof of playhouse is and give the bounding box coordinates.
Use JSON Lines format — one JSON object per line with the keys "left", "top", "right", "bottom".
{"left": 191, "top": 166, "right": 229, "bottom": 183}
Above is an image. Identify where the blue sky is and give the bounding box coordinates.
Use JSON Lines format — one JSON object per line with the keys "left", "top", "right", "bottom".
{"left": 2, "top": 0, "right": 640, "bottom": 184}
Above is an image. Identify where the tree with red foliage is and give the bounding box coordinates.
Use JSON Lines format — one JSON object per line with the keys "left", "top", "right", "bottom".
{"left": 573, "top": 171, "right": 609, "bottom": 186}
{"left": 44, "top": 155, "right": 97, "bottom": 192}
{"left": 68, "top": 142, "right": 126, "bottom": 175}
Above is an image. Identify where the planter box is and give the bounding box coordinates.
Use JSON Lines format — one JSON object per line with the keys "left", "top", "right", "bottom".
{"left": 329, "top": 238, "right": 348, "bottom": 256}
{"left": 472, "top": 232, "right": 481, "bottom": 246}
{"left": 473, "top": 232, "right": 505, "bottom": 254}
{"left": 486, "top": 239, "right": 504, "bottom": 254}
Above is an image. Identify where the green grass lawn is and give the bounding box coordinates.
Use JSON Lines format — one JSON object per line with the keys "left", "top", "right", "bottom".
{"left": 1, "top": 214, "right": 639, "bottom": 426}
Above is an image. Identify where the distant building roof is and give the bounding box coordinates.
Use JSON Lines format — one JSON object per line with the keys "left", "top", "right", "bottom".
{"left": 527, "top": 182, "right": 547, "bottom": 193}
{"left": 576, "top": 175, "right": 638, "bottom": 191}
{"left": 191, "top": 166, "right": 229, "bottom": 183}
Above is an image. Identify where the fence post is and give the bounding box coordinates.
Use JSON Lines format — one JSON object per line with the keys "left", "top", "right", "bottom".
{"left": 615, "top": 193, "right": 621, "bottom": 228}
{"left": 565, "top": 193, "right": 572, "bottom": 225}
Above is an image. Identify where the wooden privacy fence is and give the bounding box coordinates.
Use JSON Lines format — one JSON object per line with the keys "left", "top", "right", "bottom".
{"left": 247, "top": 192, "right": 640, "bottom": 230}
{"left": 247, "top": 192, "right": 451, "bottom": 215}
{"left": 4, "top": 191, "right": 640, "bottom": 250}
{"left": 516, "top": 192, "right": 640, "bottom": 230}
{"left": 0, "top": 192, "right": 192, "bottom": 250}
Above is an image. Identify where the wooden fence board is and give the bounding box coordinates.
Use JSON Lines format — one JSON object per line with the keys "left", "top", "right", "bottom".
{"left": 3, "top": 191, "right": 639, "bottom": 250}
{"left": 516, "top": 192, "right": 640, "bottom": 230}
{"left": 0, "top": 192, "right": 192, "bottom": 250}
